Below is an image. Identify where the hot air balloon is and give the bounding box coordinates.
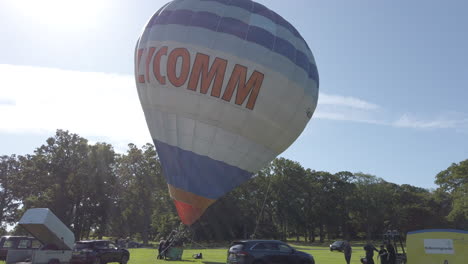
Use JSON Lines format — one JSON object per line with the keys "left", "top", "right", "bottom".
{"left": 135, "top": 0, "right": 319, "bottom": 226}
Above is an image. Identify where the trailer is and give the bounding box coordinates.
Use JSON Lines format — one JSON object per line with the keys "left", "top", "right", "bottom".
{"left": 6, "top": 208, "right": 75, "bottom": 264}
{"left": 406, "top": 229, "right": 468, "bottom": 264}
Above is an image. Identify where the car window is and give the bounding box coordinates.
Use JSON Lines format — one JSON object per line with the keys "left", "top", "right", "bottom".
{"left": 278, "top": 244, "right": 292, "bottom": 252}
{"left": 264, "top": 243, "right": 279, "bottom": 251}
{"left": 18, "top": 240, "right": 31, "bottom": 249}
{"left": 252, "top": 243, "right": 267, "bottom": 250}
{"left": 109, "top": 243, "right": 117, "bottom": 249}
{"left": 3, "top": 240, "right": 15, "bottom": 248}
{"left": 95, "top": 241, "right": 108, "bottom": 249}
{"left": 75, "top": 243, "right": 92, "bottom": 250}
{"left": 31, "top": 240, "right": 41, "bottom": 249}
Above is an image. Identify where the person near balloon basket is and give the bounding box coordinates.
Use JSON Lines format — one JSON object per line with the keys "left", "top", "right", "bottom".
{"left": 157, "top": 238, "right": 166, "bottom": 259}
{"left": 363, "top": 243, "right": 379, "bottom": 264}
{"left": 378, "top": 244, "right": 388, "bottom": 264}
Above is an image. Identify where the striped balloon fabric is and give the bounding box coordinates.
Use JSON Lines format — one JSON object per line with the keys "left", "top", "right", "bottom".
{"left": 135, "top": 0, "right": 319, "bottom": 225}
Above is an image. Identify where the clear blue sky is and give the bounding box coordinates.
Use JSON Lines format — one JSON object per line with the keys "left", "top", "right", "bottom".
{"left": 1, "top": 0, "right": 467, "bottom": 189}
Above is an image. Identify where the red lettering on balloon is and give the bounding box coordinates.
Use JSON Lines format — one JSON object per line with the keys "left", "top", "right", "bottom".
{"left": 222, "top": 64, "right": 264, "bottom": 110}
{"left": 187, "top": 53, "right": 227, "bottom": 97}
{"left": 145, "top": 47, "right": 156, "bottom": 83}
{"left": 153, "top": 46, "right": 168, "bottom": 85}
{"left": 141, "top": 46, "right": 264, "bottom": 110}
{"left": 167, "top": 48, "right": 191, "bottom": 87}
{"left": 136, "top": 48, "right": 145, "bottom": 83}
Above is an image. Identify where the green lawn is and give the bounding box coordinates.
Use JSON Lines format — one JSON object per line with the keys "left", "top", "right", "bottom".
{"left": 127, "top": 244, "right": 378, "bottom": 264}
{"left": 0, "top": 245, "right": 378, "bottom": 264}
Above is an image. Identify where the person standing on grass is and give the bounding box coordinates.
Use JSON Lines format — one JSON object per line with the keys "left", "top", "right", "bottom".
{"left": 386, "top": 243, "right": 396, "bottom": 264}
{"left": 378, "top": 245, "right": 388, "bottom": 264}
{"left": 343, "top": 240, "right": 352, "bottom": 264}
{"left": 158, "top": 237, "right": 166, "bottom": 259}
{"left": 364, "top": 242, "right": 379, "bottom": 264}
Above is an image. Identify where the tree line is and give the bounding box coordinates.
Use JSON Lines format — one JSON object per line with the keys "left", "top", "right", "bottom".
{"left": 0, "top": 130, "right": 466, "bottom": 244}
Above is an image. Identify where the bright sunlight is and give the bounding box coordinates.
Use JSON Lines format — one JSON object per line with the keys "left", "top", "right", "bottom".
{"left": 5, "top": 0, "right": 108, "bottom": 31}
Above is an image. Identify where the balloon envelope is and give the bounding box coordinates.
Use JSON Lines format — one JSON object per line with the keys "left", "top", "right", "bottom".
{"left": 135, "top": 0, "right": 319, "bottom": 225}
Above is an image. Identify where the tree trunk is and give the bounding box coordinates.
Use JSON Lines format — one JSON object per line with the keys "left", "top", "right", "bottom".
{"left": 319, "top": 225, "right": 324, "bottom": 243}
{"left": 310, "top": 229, "right": 315, "bottom": 242}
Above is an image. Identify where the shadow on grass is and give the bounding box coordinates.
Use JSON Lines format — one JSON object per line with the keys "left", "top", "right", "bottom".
{"left": 292, "top": 245, "right": 329, "bottom": 250}
{"left": 202, "top": 262, "right": 224, "bottom": 264}
{"left": 157, "top": 260, "right": 196, "bottom": 263}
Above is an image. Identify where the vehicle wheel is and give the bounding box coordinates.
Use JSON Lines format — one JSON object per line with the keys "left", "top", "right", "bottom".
{"left": 120, "top": 255, "right": 129, "bottom": 264}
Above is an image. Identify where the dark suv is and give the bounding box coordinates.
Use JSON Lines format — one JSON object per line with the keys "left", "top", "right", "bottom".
{"left": 227, "top": 240, "right": 314, "bottom": 264}
{"left": 329, "top": 241, "right": 345, "bottom": 252}
{"left": 0, "top": 236, "right": 42, "bottom": 260}
{"left": 71, "top": 240, "right": 130, "bottom": 264}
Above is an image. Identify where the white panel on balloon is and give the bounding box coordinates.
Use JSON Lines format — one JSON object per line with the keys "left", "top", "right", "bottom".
{"left": 240, "top": 113, "right": 274, "bottom": 151}
{"left": 193, "top": 121, "right": 217, "bottom": 143}
{"left": 192, "top": 138, "right": 211, "bottom": 157}
{"left": 219, "top": 107, "right": 248, "bottom": 134}
{"left": 146, "top": 109, "right": 164, "bottom": 140}
{"left": 212, "top": 128, "right": 238, "bottom": 150}
{"left": 162, "top": 112, "right": 178, "bottom": 146}
{"left": 176, "top": 116, "right": 196, "bottom": 152}
{"left": 197, "top": 96, "right": 225, "bottom": 125}
{"left": 176, "top": 89, "right": 199, "bottom": 118}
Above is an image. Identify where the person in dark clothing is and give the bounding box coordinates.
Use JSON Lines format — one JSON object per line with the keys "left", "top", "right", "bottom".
{"left": 363, "top": 243, "right": 379, "bottom": 264}
{"left": 378, "top": 245, "right": 388, "bottom": 264}
{"left": 157, "top": 238, "right": 166, "bottom": 259}
{"left": 343, "top": 241, "right": 352, "bottom": 264}
{"left": 386, "top": 243, "right": 396, "bottom": 264}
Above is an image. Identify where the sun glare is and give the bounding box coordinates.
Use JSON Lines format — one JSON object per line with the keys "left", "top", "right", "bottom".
{"left": 7, "top": 0, "right": 108, "bottom": 31}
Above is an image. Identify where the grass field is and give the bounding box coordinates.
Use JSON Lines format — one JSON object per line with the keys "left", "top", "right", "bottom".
{"left": 0, "top": 244, "right": 379, "bottom": 264}
{"left": 127, "top": 243, "right": 378, "bottom": 264}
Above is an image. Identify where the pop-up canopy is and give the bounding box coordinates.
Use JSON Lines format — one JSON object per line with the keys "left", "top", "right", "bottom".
{"left": 19, "top": 208, "right": 75, "bottom": 250}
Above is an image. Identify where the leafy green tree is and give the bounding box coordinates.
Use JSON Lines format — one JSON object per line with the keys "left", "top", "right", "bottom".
{"left": 436, "top": 159, "right": 468, "bottom": 229}
{"left": 17, "top": 130, "right": 90, "bottom": 229}
{"left": 0, "top": 155, "right": 22, "bottom": 225}
{"left": 114, "top": 144, "right": 160, "bottom": 244}
{"left": 74, "top": 143, "right": 117, "bottom": 239}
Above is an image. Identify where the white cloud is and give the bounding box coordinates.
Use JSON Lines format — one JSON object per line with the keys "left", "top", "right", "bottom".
{"left": 315, "top": 93, "right": 468, "bottom": 131}
{"left": 393, "top": 113, "right": 468, "bottom": 129}
{"left": 0, "top": 64, "right": 152, "bottom": 150}
{"left": 314, "top": 93, "right": 384, "bottom": 124}
{"left": 319, "top": 93, "right": 380, "bottom": 110}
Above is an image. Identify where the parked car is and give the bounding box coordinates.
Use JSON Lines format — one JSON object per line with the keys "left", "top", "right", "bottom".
{"left": 0, "top": 236, "right": 42, "bottom": 260}
{"left": 329, "top": 240, "right": 345, "bottom": 252}
{"left": 71, "top": 240, "right": 130, "bottom": 264}
{"left": 227, "top": 240, "right": 314, "bottom": 264}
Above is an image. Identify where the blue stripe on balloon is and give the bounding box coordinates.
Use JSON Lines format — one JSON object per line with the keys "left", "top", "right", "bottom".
{"left": 166, "top": 9, "right": 192, "bottom": 26}
{"left": 165, "top": 0, "right": 310, "bottom": 56}
{"left": 154, "top": 139, "right": 253, "bottom": 200}
{"left": 158, "top": 0, "right": 315, "bottom": 71}
{"left": 274, "top": 37, "right": 296, "bottom": 62}
{"left": 247, "top": 26, "right": 275, "bottom": 50}
{"left": 230, "top": 0, "right": 254, "bottom": 11}
{"left": 191, "top": 11, "right": 220, "bottom": 31}
{"left": 218, "top": 17, "right": 248, "bottom": 40}
{"left": 148, "top": 9, "right": 319, "bottom": 85}
{"left": 200, "top": 0, "right": 305, "bottom": 44}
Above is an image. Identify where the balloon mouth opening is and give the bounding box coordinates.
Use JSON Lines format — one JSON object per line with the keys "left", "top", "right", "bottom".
{"left": 173, "top": 199, "right": 205, "bottom": 226}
